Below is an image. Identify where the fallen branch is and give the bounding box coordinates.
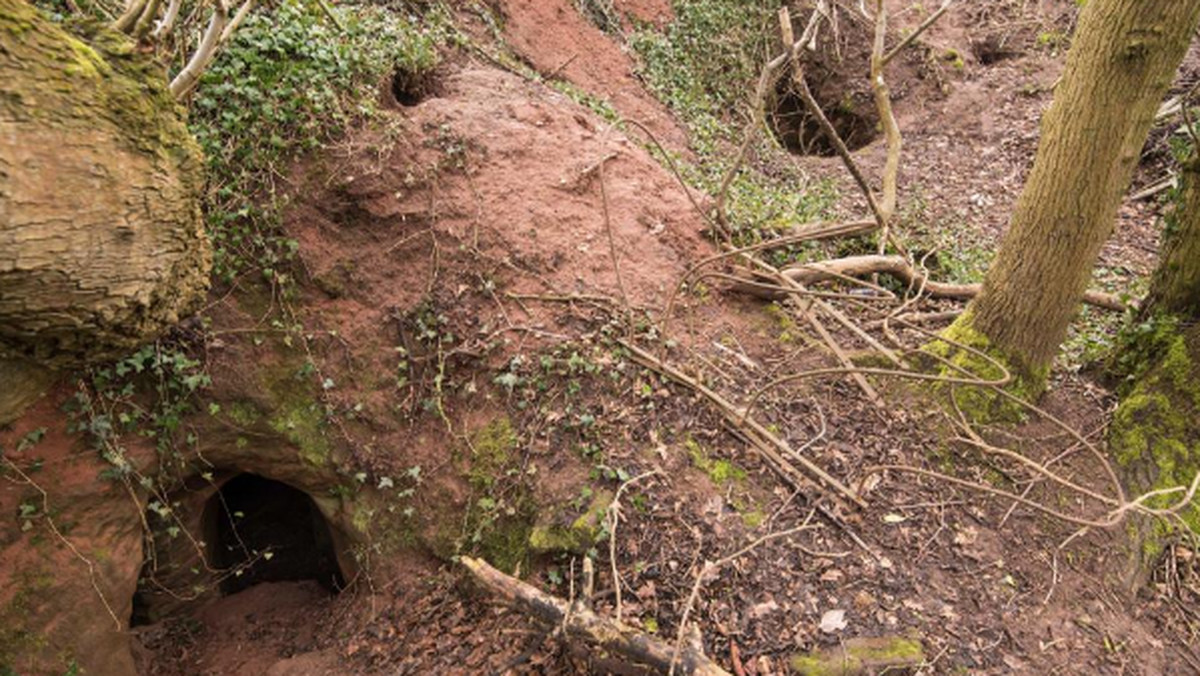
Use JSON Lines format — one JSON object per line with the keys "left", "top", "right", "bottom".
{"left": 461, "top": 556, "right": 730, "bottom": 676}
{"left": 729, "top": 254, "right": 1129, "bottom": 312}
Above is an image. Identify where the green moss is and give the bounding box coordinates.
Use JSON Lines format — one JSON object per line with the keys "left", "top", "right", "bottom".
{"left": 528, "top": 489, "right": 612, "bottom": 555}
{"left": 459, "top": 416, "right": 535, "bottom": 573}
{"left": 686, "top": 437, "right": 747, "bottom": 484}
{"left": 61, "top": 38, "right": 105, "bottom": 78}
{"left": 341, "top": 495, "right": 418, "bottom": 559}
{"left": 468, "top": 417, "right": 518, "bottom": 488}
{"left": 260, "top": 360, "right": 332, "bottom": 466}
{"left": 764, "top": 303, "right": 800, "bottom": 344}
{"left": 475, "top": 516, "right": 534, "bottom": 574}
{"left": 791, "top": 637, "right": 924, "bottom": 676}
{"left": 740, "top": 509, "right": 766, "bottom": 528}
{"left": 1109, "top": 324, "right": 1200, "bottom": 546}
{"left": 0, "top": 568, "right": 55, "bottom": 670}
{"left": 225, "top": 400, "right": 261, "bottom": 427}
{"left": 922, "top": 309, "right": 1047, "bottom": 422}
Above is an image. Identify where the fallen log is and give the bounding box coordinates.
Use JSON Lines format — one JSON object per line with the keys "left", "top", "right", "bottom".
{"left": 730, "top": 255, "right": 1129, "bottom": 312}
{"left": 461, "top": 556, "right": 730, "bottom": 676}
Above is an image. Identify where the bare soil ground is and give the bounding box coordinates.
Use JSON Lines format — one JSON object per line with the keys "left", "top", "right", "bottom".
{"left": 134, "top": 0, "right": 1200, "bottom": 674}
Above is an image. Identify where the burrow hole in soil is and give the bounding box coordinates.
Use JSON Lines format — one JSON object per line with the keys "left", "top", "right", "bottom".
{"left": 766, "top": 79, "right": 877, "bottom": 157}
{"left": 391, "top": 68, "right": 435, "bottom": 107}
{"left": 208, "top": 473, "right": 346, "bottom": 595}
{"left": 972, "top": 36, "right": 1020, "bottom": 65}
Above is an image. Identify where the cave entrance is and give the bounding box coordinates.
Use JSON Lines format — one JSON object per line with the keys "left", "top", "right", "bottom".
{"left": 204, "top": 473, "right": 345, "bottom": 595}
{"left": 766, "top": 80, "right": 877, "bottom": 157}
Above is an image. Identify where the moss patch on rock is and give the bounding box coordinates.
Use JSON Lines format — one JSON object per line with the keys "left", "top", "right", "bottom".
{"left": 459, "top": 416, "right": 537, "bottom": 573}
{"left": 528, "top": 489, "right": 612, "bottom": 555}
{"left": 260, "top": 360, "right": 332, "bottom": 467}
{"left": 0, "top": 568, "right": 56, "bottom": 672}
{"left": 468, "top": 417, "right": 519, "bottom": 488}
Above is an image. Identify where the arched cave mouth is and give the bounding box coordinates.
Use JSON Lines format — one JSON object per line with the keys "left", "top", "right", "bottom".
{"left": 391, "top": 68, "right": 435, "bottom": 107}
{"left": 206, "top": 473, "right": 345, "bottom": 595}
{"left": 766, "top": 80, "right": 878, "bottom": 157}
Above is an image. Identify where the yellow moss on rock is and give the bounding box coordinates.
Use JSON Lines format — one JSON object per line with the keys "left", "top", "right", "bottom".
{"left": 528, "top": 489, "right": 612, "bottom": 555}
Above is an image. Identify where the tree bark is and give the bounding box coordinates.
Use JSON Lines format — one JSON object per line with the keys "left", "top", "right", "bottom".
{"left": 953, "top": 0, "right": 1200, "bottom": 378}
{"left": 1110, "top": 154, "right": 1200, "bottom": 587}
{"left": 1143, "top": 158, "right": 1200, "bottom": 316}
{"left": 1, "top": 0, "right": 211, "bottom": 422}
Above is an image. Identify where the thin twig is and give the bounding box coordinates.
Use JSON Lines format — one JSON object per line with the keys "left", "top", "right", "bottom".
{"left": 608, "top": 469, "right": 662, "bottom": 624}
{"left": 883, "top": 0, "right": 953, "bottom": 65}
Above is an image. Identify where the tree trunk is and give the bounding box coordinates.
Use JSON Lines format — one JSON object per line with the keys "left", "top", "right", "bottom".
{"left": 1109, "top": 157, "right": 1200, "bottom": 587}
{"left": 948, "top": 0, "right": 1200, "bottom": 381}
{"left": 1143, "top": 158, "right": 1200, "bottom": 316}
{"left": 0, "top": 0, "right": 211, "bottom": 423}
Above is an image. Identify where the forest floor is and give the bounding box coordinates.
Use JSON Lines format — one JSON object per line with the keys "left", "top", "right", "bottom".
{"left": 132, "top": 0, "right": 1200, "bottom": 674}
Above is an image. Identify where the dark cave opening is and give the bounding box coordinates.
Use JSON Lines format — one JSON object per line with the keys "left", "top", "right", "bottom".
{"left": 391, "top": 68, "right": 434, "bottom": 107}
{"left": 766, "top": 83, "right": 878, "bottom": 157}
{"left": 205, "top": 473, "right": 345, "bottom": 595}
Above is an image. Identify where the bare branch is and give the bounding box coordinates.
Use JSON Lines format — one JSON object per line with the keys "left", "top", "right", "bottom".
{"left": 113, "top": 0, "right": 149, "bottom": 33}
{"left": 883, "top": 0, "right": 953, "bottom": 66}
{"left": 728, "top": 254, "right": 1130, "bottom": 312}
{"left": 150, "top": 0, "right": 182, "bottom": 40}
{"left": 131, "top": 0, "right": 163, "bottom": 42}
{"left": 169, "top": 1, "right": 229, "bottom": 99}
{"left": 219, "top": 0, "right": 255, "bottom": 44}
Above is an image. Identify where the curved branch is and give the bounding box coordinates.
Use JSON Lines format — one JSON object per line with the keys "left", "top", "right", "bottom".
{"left": 168, "top": 1, "right": 228, "bottom": 98}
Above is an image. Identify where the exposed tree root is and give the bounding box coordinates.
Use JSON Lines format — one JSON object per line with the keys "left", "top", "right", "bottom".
{"left": 727, "top": 254, "right": 1129, "bottom": 312}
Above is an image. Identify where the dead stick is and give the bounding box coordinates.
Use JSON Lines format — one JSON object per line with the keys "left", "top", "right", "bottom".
{"left": 462, "top": 557, "right": 730, "bottom": 676}
{"left": 731, "top": 255, "right": 1131, "bottom": 312}
{"left": 883, "top": 0, "right": 953, "bottom": 65}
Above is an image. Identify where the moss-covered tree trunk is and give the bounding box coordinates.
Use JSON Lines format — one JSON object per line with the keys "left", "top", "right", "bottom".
{"left": 945, "top": 0, "right": 1200, "bottom": 384}
{"left": 1143, "top": 158, "right": 1200, "bottom": 317}
{"left": 0, "top": 0, "right": 211, "bottom": 424}
{"left": 1109, "top": 159, "right": 1200, "bottom": 586}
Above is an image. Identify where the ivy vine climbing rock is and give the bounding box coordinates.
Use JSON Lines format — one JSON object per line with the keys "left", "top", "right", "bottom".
{"left": 0, "top": 0, "right": 211, "bottom": 423}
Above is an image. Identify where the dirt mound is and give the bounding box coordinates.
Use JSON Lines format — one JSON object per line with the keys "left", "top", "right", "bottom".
{"left": 133, "top": 581, "right": 341, "bottom": 676}
{"left": 493, "top": 0, "right": 688, "bottom": 149}
{"left": 289, "top": 64, "right": 709, "bottom": 349}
